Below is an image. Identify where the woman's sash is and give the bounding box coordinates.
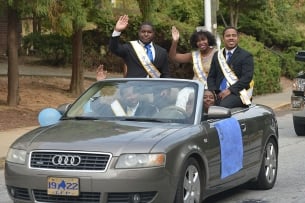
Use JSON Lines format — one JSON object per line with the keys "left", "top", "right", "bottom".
{"left": 130, "top": 41, "right": 161, "bottom": 78}
{"left": 192, "top": 50, "right": 208, "bottom": 87}
{"left": 217, "top": 48, "right": 254, "bottom": 105}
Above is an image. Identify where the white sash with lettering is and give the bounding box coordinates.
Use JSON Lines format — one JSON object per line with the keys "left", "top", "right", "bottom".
{"left": 110, "top": 100, "right": 126, "bottom": 116}
{"left": 130, "top": 41, "right": 161, "bottom": 78}
{"left": 217, "top": 48, "right": 254, "bottom": 105}
{"left": 192, "top": 50, "right": 207, "bottom": 87}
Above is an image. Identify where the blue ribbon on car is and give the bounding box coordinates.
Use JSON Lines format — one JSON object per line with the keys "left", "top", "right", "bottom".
{"left": 215, "top": 117, "right": 243, "bottom": 179}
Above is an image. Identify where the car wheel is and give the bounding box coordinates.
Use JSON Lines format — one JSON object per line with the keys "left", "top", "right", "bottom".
{"left": 293, "top": 115, "right": 305, "bottom": 136}
{"left": 251, "top": 138, "right": 278, "bottom": 189}
{"left": 174, "top": 158, "right": 203, "bottom": 203}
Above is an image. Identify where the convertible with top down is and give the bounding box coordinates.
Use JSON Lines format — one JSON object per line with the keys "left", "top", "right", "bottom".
{"left": 5, "top": 78, "right": 278, "bottom": 203}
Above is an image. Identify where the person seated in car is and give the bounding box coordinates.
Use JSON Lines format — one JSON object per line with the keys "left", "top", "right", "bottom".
{"left": 185, "top": 89, "right": 216, "bottom": 116}
{"left": 95, "top": 65, "right": 170, "bottom": 115}
{"left": 203, "top": 89, "right": 216, "bottom": 113}
{"left": 119, "top": 85, "right": 158, "bottom": 116}
{"left": 91, "top": 84, "right": 158, "bottom": 117}
{"left": 182, "top": 89, "right": 217, "bottom": 120}
{"left": 152, "top": 87, "right": 174, "bottom": 111}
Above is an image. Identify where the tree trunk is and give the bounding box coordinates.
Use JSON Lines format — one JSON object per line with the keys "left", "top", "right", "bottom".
{"left": 7, "top": 5, "right": 20, "bottom": 106}
{"left": 69, "top": 27, "right": 84, "bottom": 96}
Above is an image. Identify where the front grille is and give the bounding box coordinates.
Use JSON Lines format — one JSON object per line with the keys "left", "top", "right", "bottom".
{"left": 30, "top": 151, "right": 111, "bottom": 171}
{"left": 107, "top": 192, "right": 157, "bottom": 203}
{"left": 6, "top": 186, "right": 31, "bottom": 200}
{"left": 33, "top": 189, "right": 100, "bottom": 203}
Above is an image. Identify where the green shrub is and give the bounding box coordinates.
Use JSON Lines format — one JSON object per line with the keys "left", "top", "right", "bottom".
{"left": 22, "top": 33, "right": 72, "bottom": 66}
{"left": 238, "top": 34, "right": 281, "bottom": 95}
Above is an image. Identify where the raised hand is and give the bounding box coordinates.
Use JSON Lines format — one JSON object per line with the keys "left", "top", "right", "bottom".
{"left": 114, "top": 15, "right": 129, "bottom": 32}
{"left": 171, "top": 26, "right": 180, "bottom": 42}
{"left": 96, "top": 64, "right": 107, "bottom": 81}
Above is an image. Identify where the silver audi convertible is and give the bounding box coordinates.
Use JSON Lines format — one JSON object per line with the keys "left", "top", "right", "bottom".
{"left": 5, "top": 78, "right": 278, "bottom": 203}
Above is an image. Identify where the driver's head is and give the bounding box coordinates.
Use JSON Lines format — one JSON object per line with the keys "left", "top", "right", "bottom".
{"left": 120, "top": 86, "right": 140, "bottom": 108}
{"left": 153, "top": 87, "right": 171, "bottom": 109}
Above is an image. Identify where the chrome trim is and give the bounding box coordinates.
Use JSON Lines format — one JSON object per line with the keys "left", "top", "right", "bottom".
{"left": 29, "top": 150, "right": 112, "bottom": 172}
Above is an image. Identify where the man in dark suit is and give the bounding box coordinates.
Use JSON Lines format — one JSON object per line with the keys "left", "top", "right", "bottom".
{"left": 90, "top": 85, "right": 157, "bottom": 117}
{"left": 120, "top": 85, "right": 157, "bottom": 116}
{"left": 207, "top": 26, "right": 254, "bottom": 108}
{"left": 109, "top": 15, "right": 170, "bottom": 78}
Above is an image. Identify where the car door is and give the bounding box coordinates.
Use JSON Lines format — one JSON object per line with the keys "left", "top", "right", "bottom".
{"left": 238, "top": 106, "right": 266, "bottom": 169}
{"left": 202, "top": 115, "right": 247, "bottom": 189}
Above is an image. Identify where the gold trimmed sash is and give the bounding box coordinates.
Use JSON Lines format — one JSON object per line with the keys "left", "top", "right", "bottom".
{"left": 110, "top": 99, "right": 127, "bottom": 116}
{"left": 130, "top": 41, "right": 161, "bottom": 78}
{"left": 192, "top": 50, "right": 208, "bottom": 87}
{"left": 217, "top": 48, "right": 254, "bottom": 105}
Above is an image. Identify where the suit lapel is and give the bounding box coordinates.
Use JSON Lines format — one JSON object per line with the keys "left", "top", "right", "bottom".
{"left": 153, "top": 44, "right": 160, "bottom": 65}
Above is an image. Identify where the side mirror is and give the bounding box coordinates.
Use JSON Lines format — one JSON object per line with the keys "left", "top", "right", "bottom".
{"left": 206, "top": 106, "right": 231, "bottom": 119}
{"left": 57, "top": 103, "right": 71, "bottom": 115}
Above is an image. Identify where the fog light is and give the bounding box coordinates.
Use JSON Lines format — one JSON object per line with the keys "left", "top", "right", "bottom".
{"left": 132, "top": 193, "right": 141, "bottom": 203}
{"left": 291, "top": 96, "right": 304, "bottom": 110}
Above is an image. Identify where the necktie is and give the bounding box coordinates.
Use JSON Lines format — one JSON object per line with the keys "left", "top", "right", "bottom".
{"left": 220, "top": 52, "right": 233, "bottom": 91}
{"left": 227, "top": 51, "right": 232, "bottom": 63}
{"left": 145, "top": 44, "right": 153, "bottom": 62}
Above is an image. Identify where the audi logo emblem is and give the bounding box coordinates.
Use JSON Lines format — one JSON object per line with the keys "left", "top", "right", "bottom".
{"left": 52, "top": 155, "right": 82, "bottom": 166}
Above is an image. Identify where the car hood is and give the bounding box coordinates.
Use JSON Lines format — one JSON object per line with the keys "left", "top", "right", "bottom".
{"left": 11, "top": 120, "right": 186, "bottom": 156}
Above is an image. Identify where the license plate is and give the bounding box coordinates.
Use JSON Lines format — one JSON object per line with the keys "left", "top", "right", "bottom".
{"left": 47, "top": 177, "right": 79, "bottom": 196}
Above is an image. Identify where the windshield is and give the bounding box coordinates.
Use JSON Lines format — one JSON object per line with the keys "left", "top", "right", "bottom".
{"left": 65, "top": 79, "right": 199, "bottom": 124}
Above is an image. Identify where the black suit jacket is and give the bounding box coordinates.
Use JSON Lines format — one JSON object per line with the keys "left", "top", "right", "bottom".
{"left": 109, "top": 37, "right": 170, "bottom": 78}
{"left": 207, "top": 46, "right": 254, "bottom": 96}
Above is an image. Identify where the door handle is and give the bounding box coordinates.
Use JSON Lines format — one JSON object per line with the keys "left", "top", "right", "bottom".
{"left": 240, "top": 123, "right": 246, "bottom": 132}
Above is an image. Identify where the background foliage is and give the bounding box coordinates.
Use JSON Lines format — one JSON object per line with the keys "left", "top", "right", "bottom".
{"left": 11, "top": 0, "right": 305, "bottom": 95}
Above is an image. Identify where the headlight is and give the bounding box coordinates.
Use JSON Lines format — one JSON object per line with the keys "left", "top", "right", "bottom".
{"left": 116, "top": 153, "right": 166, "bottom": 169}
{"left": 6, "top": 148, "right": 27, "bottom": 164}
{"left": 292, "top": 78, "right": 305, "bottom": 92}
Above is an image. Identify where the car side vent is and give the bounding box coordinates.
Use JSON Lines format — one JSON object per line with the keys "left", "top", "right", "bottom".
{"left": 107, "top": 192, "right": 157, "bottom": 203}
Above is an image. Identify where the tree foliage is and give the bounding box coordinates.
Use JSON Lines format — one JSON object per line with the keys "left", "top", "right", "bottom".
{"left": 219, "top": 0, "right": 266, "bottom": 27}
{"left": 3, "top": 0, "right": 305, "bottom": 106}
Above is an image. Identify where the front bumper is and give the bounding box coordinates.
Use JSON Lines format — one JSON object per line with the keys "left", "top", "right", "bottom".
{"left": 5, "top": 160, "right": 178, "bottom": 203}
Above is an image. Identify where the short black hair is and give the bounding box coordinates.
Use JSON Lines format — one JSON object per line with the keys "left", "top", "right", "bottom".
{"left": 139, "top": 21, "right": 155, "bottom": 31}
{"left": 222, "top": 26, "right": 238, "bottom": 36}
{"left": 189, "top": 30, "right": 216, "bottom": 49}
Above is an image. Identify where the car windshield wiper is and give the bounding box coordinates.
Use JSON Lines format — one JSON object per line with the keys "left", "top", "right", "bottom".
{"left": 62, "top": 116, "right": 101, "bottom": 120}
{"left": 119, "top": 117, "right": 172, "bottom": 123}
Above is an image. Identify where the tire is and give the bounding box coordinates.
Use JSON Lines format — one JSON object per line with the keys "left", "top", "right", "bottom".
{"left": 293, "top": 115, "right": 305, "bottom": 136}
{"left": 250, "top": 138, "right": 278, "bottom": 189}
{"left": 174, "top": 158, "right": 203, "bottom": 203}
